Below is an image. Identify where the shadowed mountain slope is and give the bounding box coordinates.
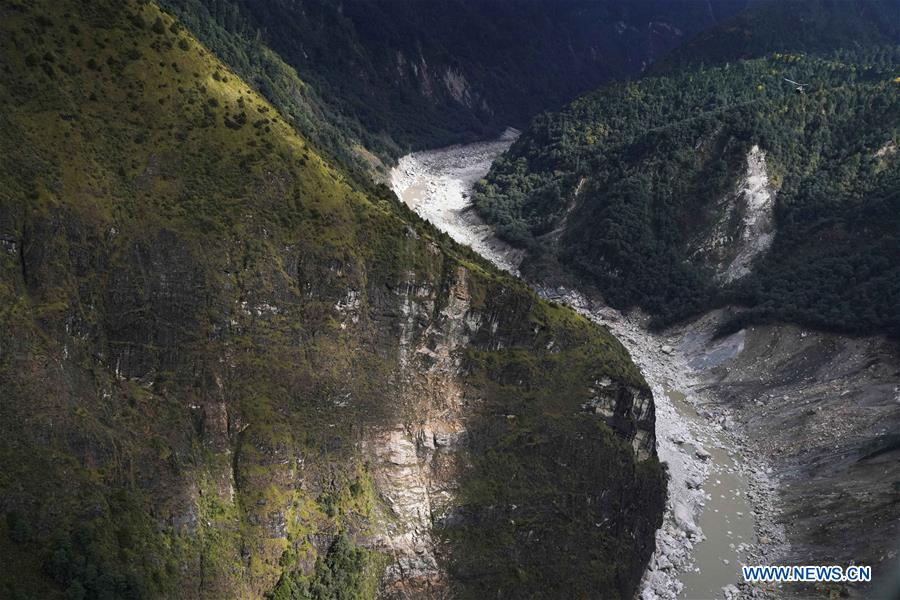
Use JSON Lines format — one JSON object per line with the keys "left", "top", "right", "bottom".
{"left": 0, "top": 0, "right": 665, "bottom": 598}
{"left": 472, "top": 1, "right": 900, "bottom": 336}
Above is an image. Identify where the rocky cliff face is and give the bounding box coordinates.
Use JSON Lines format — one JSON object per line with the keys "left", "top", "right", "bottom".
{"left": 0, "top": 1, "right": 665, "bottom": 598}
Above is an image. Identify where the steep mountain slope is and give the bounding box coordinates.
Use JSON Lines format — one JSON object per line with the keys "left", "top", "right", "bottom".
{"left": 159, "top": 0, "right": 749, "bottom": 170}
{"left": 463, "top": 6, "right": 900, "bottom": 594}
{"left": 473, "top": 40, "right": 899, "bottom": 335}
{"left": 657, "top": 0, "right": 900, "bottom": 70}
{"left": 154, "top": 0, "right": 401, "bottom": 179}
{"left": 0, "top": 1, "right": 666, "bottom": 598}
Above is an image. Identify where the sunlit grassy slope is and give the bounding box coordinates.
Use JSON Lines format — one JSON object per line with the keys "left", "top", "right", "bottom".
{"left": 0, "top": 1, "right": 663, "bottom": 598}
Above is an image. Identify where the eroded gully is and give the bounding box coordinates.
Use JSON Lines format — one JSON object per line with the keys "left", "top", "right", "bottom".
{"left": 390, "top": 131, "right": 784, "bottom": 600}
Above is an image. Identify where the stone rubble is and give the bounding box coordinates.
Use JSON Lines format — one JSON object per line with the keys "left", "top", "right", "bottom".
{"left": 390, "top": 134, "right": 789, "bottom": 600}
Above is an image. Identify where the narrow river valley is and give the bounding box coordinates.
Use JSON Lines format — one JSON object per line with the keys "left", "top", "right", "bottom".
{"left": 9, "top": 4, "right": 898, "bottom": 599}
{"left": 390, "top": 133, "right": 783, "bottom": 600}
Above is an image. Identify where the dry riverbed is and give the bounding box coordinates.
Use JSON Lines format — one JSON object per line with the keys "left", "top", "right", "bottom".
{"left": 390, "top": 127, "right": 525, "bottom": 274}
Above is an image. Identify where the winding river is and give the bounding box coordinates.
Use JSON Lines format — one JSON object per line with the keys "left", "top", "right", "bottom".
{"left": 390, "top": 131, "right": 766, "bottom": 600}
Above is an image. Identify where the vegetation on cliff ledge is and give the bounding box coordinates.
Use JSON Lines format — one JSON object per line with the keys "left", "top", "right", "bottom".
{"left": 0, "top": 0, "right": 664, "bottom": 597}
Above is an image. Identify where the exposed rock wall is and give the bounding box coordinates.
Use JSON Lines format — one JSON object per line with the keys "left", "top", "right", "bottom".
{"left": 0, "top": 0, "right": 665, "bottom": 598}
{"left": 691, "top": 144, "right": 777, "bottom": 282}
{"left": 0, "top": 4, "right": 665, "bottom": 597}
{"left": 1, "top": 195, "right": 665, "bottom": 598}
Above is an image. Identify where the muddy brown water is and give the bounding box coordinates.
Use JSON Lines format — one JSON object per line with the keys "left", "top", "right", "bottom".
{"left": 667, "top": 388, "right": 756, "bottom": 599}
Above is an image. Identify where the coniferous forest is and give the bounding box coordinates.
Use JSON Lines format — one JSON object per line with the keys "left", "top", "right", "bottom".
{"left": 474, "top": 43, "right": 900, "bottom": 336}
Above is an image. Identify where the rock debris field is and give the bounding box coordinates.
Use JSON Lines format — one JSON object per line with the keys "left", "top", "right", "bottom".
{"left": 391, "top": 133, "right": 788, "bottom": 599}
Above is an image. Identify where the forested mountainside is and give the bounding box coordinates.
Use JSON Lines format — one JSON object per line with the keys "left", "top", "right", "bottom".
{"left": 158, "top": 0, "right": 748, "bottom": 174}
{"left": 473, "top": 1, "right": 900, "bottom": 337}
{"left": 0, "top": 1, "right": 666, "bottom": 598}
{"left": 657, "top": 0, "right": 900, "bottom": 71}
{"left": 155, "top": 0, "right": 393, "bottom": 179}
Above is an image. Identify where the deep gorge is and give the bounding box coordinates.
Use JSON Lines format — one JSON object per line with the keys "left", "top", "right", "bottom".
{"left": 1, "top": 0, "right": 898, "bottom": 598}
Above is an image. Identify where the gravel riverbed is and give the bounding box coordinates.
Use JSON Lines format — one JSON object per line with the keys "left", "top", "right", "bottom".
{"left": 390, "top": 133, "right": 788, "bottom": 600}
